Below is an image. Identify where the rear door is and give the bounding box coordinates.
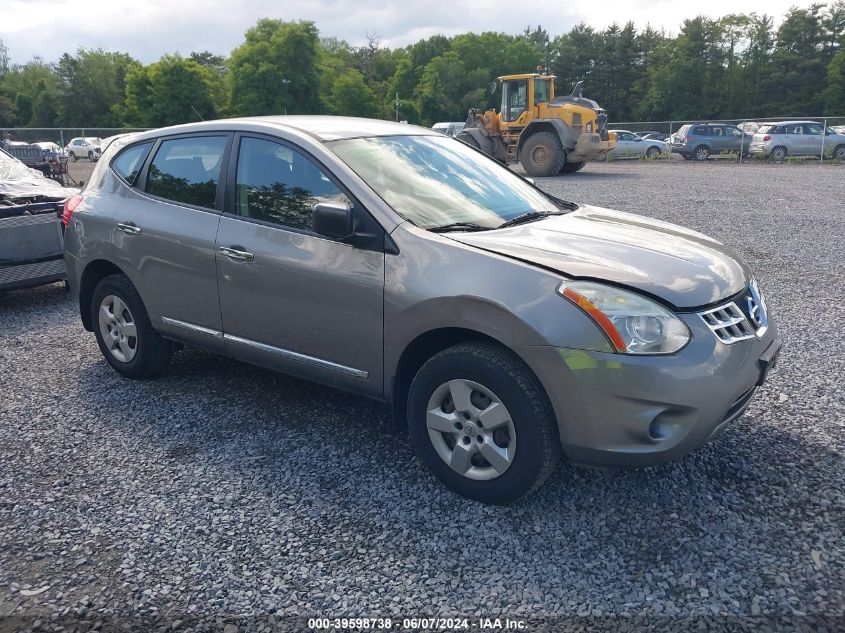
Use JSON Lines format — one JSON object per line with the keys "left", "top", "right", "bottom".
{"left": 111, "top": 133, "right": 231, "bottom": 352}
{"left": 782, "top": 123, "right": 802, "bottom": 154}
{"left": 215, "top": 133, "right": 385, "bottom": 397}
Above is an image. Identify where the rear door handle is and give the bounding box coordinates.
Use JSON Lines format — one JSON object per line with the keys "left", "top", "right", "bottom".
{"left": 116, "top": 222, "right": 141, "bottom": 235}
{"left": 219, "top": 245, "right": 254, "bottom": 262}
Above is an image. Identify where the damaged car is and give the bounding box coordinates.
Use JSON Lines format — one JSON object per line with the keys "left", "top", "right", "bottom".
{"left": 1, "top": 148, "right": 76, "bottom": 291}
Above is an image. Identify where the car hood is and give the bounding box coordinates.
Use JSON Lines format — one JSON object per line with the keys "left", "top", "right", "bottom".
{"left": 449, "top": 205, "right": 750, "bottom": 308}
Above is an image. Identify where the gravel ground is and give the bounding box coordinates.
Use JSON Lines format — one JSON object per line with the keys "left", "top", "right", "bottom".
{"left": 1, "top": 160, "right": 843, "bottom": 632}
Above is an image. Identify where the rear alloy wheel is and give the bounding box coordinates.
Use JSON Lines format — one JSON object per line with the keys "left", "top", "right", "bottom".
{"left": 408, "top": 342, "right": 560, "bottom": 504}
{"left": 770, "top": 146, "right": 787, "bottom": 162}
{"left": 560, "top": 161, "right": 586, "bottom": 173}
{"left": 69, "top": 152, "right": 77, "bottom": 162}
{"left": 91, "top": 274, "right": 174, "bottom": 379}
{"left": 646, "top": 146, "right": 661, "bottom": 159}
{"left": 520, "top": 132, "right": 566, "bottom": 177}
{"left": 87, "top": 151, "right": 94, "bottom": 161}
{"left": 693, "top": 145, "right": 710, "bottom": 161}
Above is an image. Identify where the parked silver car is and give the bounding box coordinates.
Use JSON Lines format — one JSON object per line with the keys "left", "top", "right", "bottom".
{"left": 749, "top": 121, "right": 845, "bottom": 161}
{"left": 606, "top": 130, "right": 667, "bottom": 159}
{"left": 62, "top": 116, "right": 781, "bottom": 504}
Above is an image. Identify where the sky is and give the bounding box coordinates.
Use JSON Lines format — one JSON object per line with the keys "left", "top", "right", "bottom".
{"left": 0, "top": 0, "right": 817, "bottom": 65}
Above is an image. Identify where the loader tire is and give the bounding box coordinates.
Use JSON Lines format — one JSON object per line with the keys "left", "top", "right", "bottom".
{"left": 560, "top": 161, "right": 586, "bottom": 173}
{"left": 520, "top": 132, "right": 566, "bottom": 177}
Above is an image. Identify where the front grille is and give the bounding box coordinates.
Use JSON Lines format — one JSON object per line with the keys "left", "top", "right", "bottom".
{"left": 698, "top": 301, "right": 757, "bottom": 344}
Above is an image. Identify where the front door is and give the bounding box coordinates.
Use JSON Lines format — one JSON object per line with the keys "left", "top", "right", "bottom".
{"left": 802, "top": 123, "right": 825, "bottom": 156}
{"left": 215, "top": 134, "right": 385, "bottom": 396}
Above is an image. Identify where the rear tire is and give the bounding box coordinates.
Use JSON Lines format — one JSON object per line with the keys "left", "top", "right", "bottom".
{"left": 69, "top": 152, "right": 77, "bottom": 162}
{"left": 91, "top": 274, "right": 174, "bottom": 379}
{"left": 770, "top": 146, "right": 787, "bottom": 162}
{"left": 407, "top": 342, "right": 561, "bottom": 504}
{"left": 520, "top": 132, "right": 566, "bottom": 177}
{"left": 559, "top": 161, "right": 585, "bottom": 173}
{"left": 832, "top": 145, "right": 845, "bottom": 161}
{"left": 693, "top": 145, "right": 710, "bottom": 161}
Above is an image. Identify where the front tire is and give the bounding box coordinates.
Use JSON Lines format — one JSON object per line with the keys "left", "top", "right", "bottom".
{"left": 407, "top": 343, "right": 560, "bottom": 504}
{"left": 646, "top": 146, "right": 661, "bottom": 159}
{"left": 91, "top": 274, "right": 174, "bottom": 379}
{"left": 832, "top": 145, "right": 845, "bottom": 161}
{"left": 520, "top": 132, "right": 566, "bottom": 177}
{"left": 69, "top": 152, "right": 77, "bottom": 162}
{"left": 560, "top": 161, "right": 585, "bottom": 173}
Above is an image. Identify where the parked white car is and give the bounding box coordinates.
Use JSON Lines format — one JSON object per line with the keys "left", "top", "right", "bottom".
{"left": 65, "top": 137, "right": 102, "bottom": 162}
{"left": 432, "top": 122, "right": 466, "bottom": 137}
{"left": 606, "top": 130, "right": 667, "bottom": 159}
{"left": 749, "top": 121, "right": 845, "bottom": 161}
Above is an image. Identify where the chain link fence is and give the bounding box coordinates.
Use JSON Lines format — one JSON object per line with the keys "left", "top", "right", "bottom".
{"left": 608, "top": 116, "right": 845, "bottom": 163}
{"left": 3, "top": 120, "right": 845, "bottom": 165}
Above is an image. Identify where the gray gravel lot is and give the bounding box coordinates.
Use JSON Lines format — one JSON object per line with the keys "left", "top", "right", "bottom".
{"left": 1, "top": 160, "right": 843, "bottom": 631}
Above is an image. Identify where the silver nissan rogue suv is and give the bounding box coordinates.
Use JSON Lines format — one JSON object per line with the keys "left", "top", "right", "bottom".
{"left": 62, "top": 116, "right": 781, "bottom": 504}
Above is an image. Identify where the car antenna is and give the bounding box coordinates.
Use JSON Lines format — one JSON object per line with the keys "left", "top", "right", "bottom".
{"left": 190, "top": 105, "right": 206, "bottom": 121}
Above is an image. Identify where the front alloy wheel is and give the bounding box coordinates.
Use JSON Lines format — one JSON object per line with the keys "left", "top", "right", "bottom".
{"left": 408, "top": 342, "right": 560, "bottom": 504}
{"left": 426, "top": 379, "right": 516, "bottom": 480}
{"left": 98, "top": 295, "right": 138, "bottom": 362}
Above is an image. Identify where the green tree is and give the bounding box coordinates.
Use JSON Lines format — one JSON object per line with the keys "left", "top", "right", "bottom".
{"left": 14, "top": 93, "right": 33, "bottom": 126}
{"left": 229, "top": 19, "right": 322, "bottom": 115}
{"left": 119, "top": 55, "right": 216, "bottom": 126}
{"left": 31, "top": 78, "right": 59, "bottom": 127}
{"left": 327, "top": 69, "right": 379, "bottom": 117}
{"left": 55, "top": 49, "right": 137, "bottom": 126}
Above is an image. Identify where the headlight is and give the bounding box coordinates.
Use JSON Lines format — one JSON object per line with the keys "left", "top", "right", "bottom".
{"left": 557, "top": 281, "right": 690, "bottom": 354}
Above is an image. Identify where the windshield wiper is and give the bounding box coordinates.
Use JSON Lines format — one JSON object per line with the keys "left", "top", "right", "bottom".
{"left": 428, "top": 222, "right": 491, "bottom": 233}
{"left": 497, "top": 210, "right": 565, "bottom": 229}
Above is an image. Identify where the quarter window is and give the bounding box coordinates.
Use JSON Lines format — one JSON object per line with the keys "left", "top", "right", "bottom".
{"left": 692, "top": 126, "right": 707, "bottom": 135}
{"left": 234, "top": 137, "right": 349, "bottom": 231}
{"left": 112, "top": 142, "right": 152, "bottom": 185}
{"left": 145, "top": 136, "right": 227, "bottom": 208}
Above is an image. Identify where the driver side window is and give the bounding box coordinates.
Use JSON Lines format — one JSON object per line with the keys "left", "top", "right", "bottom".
{"left": 234, "top": 137, "right": 350, "bottom": 231}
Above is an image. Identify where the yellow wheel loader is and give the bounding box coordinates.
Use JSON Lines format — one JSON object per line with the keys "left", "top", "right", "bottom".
{"left": 458, "top": 73, "right": 616, "bottom": 176}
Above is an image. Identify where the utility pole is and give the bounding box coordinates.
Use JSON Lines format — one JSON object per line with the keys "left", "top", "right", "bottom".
{"left": 395, "top": 92, "right": 400, "bottom": 122}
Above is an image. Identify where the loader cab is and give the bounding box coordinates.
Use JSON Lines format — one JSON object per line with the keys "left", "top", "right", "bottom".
{"left": 499, "top": 74, "right": 556, "bottom": 127}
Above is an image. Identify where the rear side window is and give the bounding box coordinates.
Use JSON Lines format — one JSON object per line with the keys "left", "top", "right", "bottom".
{"left": 692, "top": 126, "right": 707, "bottom": 135}
{"left": 145, "top": 136, "right": 227, "bottom": 208}
{"left": 112, "top": 142, "right": 152, "bottom": 185}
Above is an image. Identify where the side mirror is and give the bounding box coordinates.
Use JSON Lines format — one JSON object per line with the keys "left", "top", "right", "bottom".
{"left": 312, "top": 201, "right": 353, "bottom": 240}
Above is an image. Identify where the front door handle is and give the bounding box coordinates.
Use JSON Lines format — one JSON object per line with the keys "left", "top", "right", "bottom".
{"left": 116, "top": 222, "right": 141, "bottom": 235}
{"left": 219, "top": 245, "right": 254, "bottom": 262}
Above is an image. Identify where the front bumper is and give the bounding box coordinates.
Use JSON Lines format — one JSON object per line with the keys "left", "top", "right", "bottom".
{"left": 519, "top": 312, "right": 781, "bottom": 468}
{"left": 570, "top": 133, "right": 616, "bottom": 162}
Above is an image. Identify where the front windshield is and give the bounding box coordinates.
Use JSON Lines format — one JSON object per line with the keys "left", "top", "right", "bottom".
{"left": 328, "top": 134, "right": 563, "bottom": 229}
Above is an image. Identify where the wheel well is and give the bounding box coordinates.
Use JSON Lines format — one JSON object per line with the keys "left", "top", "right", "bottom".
{"left": 390, "top": 328, "right": 506, "bottom": 433}
{"left": 79, "top": 259, "right": 124, "bottom": 331}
